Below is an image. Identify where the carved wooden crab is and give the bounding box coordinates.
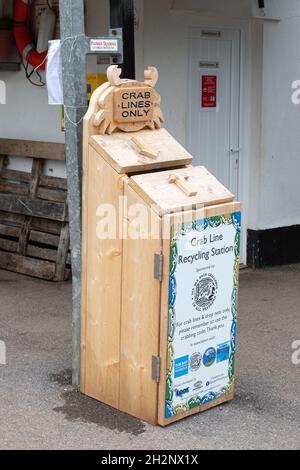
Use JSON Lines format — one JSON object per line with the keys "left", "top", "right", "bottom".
{"left": 87, "top": 65, "right": 165, "bottom": 135}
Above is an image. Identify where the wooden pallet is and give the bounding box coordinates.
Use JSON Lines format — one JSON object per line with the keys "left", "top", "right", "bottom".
{"left": 0, "top": 139, "right": 71, "bottom": 281}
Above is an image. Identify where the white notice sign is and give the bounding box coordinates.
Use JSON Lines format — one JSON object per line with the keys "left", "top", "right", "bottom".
{"left": 165, "top": 212, "right": 241, "bottom": 419}
{"left": 90, "top": 39, "right": 118, "bottom": 52}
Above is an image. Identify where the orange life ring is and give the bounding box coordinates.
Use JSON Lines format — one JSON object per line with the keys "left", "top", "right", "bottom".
{"left": 13, "top": 0, "right": 47, "bottom": 71}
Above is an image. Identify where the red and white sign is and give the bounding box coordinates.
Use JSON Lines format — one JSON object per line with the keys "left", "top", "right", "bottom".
{"left": 90, "top": 39, "right": 118, "bottom": 53}
{"left": 201, "top": 75, "right": 217, "bottom": 109}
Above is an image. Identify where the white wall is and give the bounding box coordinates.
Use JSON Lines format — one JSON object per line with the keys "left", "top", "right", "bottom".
{"left": 255, "top": 12, "right": 300, "bottom": 230}
{"left": 142, "top": 0, "right": 300, "bottom": 234}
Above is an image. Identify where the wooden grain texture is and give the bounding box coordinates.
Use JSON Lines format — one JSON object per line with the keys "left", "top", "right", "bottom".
{"left": 0, "top": 251, "right": 56, "bottom": 280}
{"left": 80, "top": 97, "right": 102, "bottom": 392}
{"left": 0, "top": 181, "right": 28, "bottom": 195}
{"left": 0, "top": 194, "right": 68, "bottom": 221}
{"left": 119, "top": 183, "right": 162, "bottom": 424}
{"left": 157, "top": 202, "right": 241, "bottom": 426}
{"left": 81, "top": 146, "right": 126, "bottom": 408}
{"left": 89, "top": 128, "right": 193, "bottom": 174}
{"left": 55, "top": 223, "right": 70, "bottom": 281}
{"left": 114, "top": 87, "right": 154, "bottom": 123}
{"left": 89, "top": 74, "right": 164, "bottom": 135}
{"left": 37, "top": 187, "right": 67, "bottom": 203}
{"left": 0, "top": 139, "right": 65, "bottom": 161}
{"left": 0, "top": 168, "right": 31, "bottom": 183}
{"left": 129, "top": 166, "right": 234, "bottom": 215}
{"left": 40, "top": 175, "right": 67, "bottom": 190}
{"left": 131, "top": 135, "right": 158, "bottom": 160}
{"left": 29, "top": 230, "right": 60, "bottom": 247}
{"left": 0, "top": 149, "right": 70, "bottom": 281}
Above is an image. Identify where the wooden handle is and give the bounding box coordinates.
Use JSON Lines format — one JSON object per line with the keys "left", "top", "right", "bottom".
{"left": 169, "top": 174, "right": 198, "bottom": 197}
{"left": 132, "top": 136, "right": 158, "bottom": 160}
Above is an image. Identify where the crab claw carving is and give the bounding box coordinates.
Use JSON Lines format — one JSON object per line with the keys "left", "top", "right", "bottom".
{"left": 107, "top": 65, "right": 124, "bottom": 86}
{"left": 144, "top": 66, "right": 159, "bottom": 87}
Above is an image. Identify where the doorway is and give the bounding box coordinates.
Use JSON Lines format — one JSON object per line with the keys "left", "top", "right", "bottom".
{"left": 188, "top": 28, "right": 241, "bottom": 197}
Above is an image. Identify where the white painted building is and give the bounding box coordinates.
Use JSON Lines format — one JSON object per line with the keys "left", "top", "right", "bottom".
{"left": 1, "top": 0, "right": 300, "bottom": 266}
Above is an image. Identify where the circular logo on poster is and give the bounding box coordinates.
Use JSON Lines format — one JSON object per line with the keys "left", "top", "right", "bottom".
{"left": 203, "top": 348, "right": 216, "bottom": 367}
{"left": 192, "top": 274, "right": 218, "bottom": 311}
{"left": 190, "top": 352, "right": 202, "bottom": 371}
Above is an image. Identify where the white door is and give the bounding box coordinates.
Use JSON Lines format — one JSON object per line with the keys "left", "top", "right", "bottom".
{"left": 188, "top": 28, "right": 241, "bottom": 197}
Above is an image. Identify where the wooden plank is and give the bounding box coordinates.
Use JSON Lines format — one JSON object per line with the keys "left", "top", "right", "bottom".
{"left": 0, "top": 194, "right": 68, "bottom": 221}
{"left": 81, "top": 83, "right": 113, "bottom": 391}
{"left": 29, "top": 230, "right": 60, "bottom": 247}
{"left": 0, "top": 169, "right": 32, "bottom": 183}
{"left": 30, "top": 217, "right": 62, "bottom": 235}
{"left": 89, "top": 128, "right": 193, "bottom": 174}
{"left": 119, "top": 183, "right": 162, "bottom": 424}
{"left": 29, "top": 159, "right": 43, "bottom": 197}
{"left": 0, "top": 238, "right": 18, "bottom": 252}
{"left": 157, "top": 202, "right": 241, "bottom": 426}
{"left": 0, "top": 152, "right": 69, "bottom": 281}
{"left": 0, "top": 224, "right": 20, "bottom": 238}
{"left": 81, "top": 146, "right": 126, "bottom": 408}
{"left": 0, "top": 139, "right": 65, "bottom": 161}
{"left": 40, "top": 175, "right": 67, "bottom": 190}
{"left": 27, "top": 245, "right": 57, "bottom": 262}
{"left": 0, "top": 251, "right": 55, "bottom": 280}
{"left": 18, "top": 217, "right": 31, "bottom": 255}
{"left": 0, "top": 181, "right": 29, "bottom": 195}
{"left": 55, "top": 222, "right": 70, "bottom": 281}
{"left": 0, "top": 156, "right": 5, "bottom": 171}
{"left": 0, "top": 211, "right": 25, "bottom": 226}
{"left": 37, "top": 187, "right": 67, "bottom": 203}
{"left": 131, "top": 135, "right": 158, "bottom": 159}
{"left": 168, "top": 174, "right": 198, "bottom": 197}
{"left": 129, "top": 166, "right": 234, "bottom": 215}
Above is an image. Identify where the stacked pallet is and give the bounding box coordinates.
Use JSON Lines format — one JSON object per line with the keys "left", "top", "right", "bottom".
{"left": 0, "top": 139, "right": 70, "bottom": 281}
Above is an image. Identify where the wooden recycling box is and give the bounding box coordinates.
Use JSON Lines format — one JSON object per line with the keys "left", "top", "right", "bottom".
{"left": 81, "top": 66, "right": 241, "bottom": 426}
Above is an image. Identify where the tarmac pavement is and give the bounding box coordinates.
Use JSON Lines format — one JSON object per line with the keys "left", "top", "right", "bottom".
{"left": 0, "top": 265, "right": 299, "bottom": 450}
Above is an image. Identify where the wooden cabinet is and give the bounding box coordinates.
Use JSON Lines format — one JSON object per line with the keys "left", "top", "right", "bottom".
{"left": 81, "top": 66, "right": 241, "bottom": 426}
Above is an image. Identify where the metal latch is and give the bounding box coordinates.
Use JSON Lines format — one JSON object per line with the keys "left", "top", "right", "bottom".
{"left": 152, "top": 356, "right": 161, "bottom": 383}
{"left": 154, "top": 253, "right": 163, "bottom": 282}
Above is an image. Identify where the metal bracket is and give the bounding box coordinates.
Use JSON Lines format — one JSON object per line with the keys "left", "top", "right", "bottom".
{"left": 152, "top": 356, "right": 161, "bottom": 383}
{"left": 154, "top": 253, "right": 163, "bottom": 282}
{"left": 86, "top": 28, "right": 123, "bottom": 64}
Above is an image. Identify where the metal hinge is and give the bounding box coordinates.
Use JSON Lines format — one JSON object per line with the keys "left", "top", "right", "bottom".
{"left": 154, "top": 253, "right": 163, "bottom": 282}
{"left": 152, "top": 356, "right": 161, "bottom": 383}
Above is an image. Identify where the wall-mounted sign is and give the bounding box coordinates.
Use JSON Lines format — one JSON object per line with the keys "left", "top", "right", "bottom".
{"left": 114, "top": 87, "right": 154, "bottom": 123}
{"left": 201, "top": 75, "right": 217, "bottom": 109}
{"left": 90, "top": 39, "right": 119, "bottom": 53}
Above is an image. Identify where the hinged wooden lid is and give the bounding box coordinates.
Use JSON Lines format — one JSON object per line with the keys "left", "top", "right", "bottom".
{"left": 128, "top": 166, "right": 235, "bottom": 215}
{"left": 89, "top": 128, "right": 193, "bottom": 174}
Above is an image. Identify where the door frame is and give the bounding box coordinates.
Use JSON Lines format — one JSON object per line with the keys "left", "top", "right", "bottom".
{"left": 188, "top": 28, "right": 241, "bottom": 199}
{"left": 187, "top": 18, "right": 263, "bottom": 265}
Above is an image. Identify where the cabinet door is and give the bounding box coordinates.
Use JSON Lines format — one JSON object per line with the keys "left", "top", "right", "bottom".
{"left": 119, "top": 184, "right": 162, "bottom": 424}
{"left": 158, "top": 203, "right": 241, "bottom": 426}
{"left": 81, "top": 147, "right": 124, "bottom": 408}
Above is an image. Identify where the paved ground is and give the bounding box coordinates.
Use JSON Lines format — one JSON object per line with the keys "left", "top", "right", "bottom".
{"left": 0, "top": 265, "right": 299, "bottom": 450}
